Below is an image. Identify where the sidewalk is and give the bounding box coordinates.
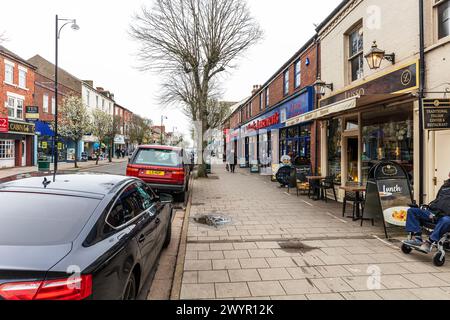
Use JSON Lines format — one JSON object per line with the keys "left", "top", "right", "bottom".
{"left": 178, "top": 165, "right": 450, "bottom": 300}
{"left": 0, "top": 158, "right": 128, "bottom": 180}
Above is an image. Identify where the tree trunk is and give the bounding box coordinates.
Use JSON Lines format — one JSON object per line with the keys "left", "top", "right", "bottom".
{"left": 74, "top": 140, "right": 79, "bottom": 169}
{"left": 96, "top": 142, "right": 100, "bottom": 165}
{"left": 109, "top": 139, "right": 113, "bottom": 163}
{"left": 197, "top": 117, "right": 209, "bottom": 178}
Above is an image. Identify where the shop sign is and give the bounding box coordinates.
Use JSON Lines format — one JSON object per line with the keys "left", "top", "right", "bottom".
{"left": 8, "top": 120, "right": 35, "bottom": 135}
{"left": 246, "top": 112, "right": 280, "bottom": 131}
{"left": 283, "top": 87, "right": 315, "bottom": 120}
{"left": 42, "top": 141, "right": 48, "bottom": 149}
{"left": 0, "top": 117, "right": 8, "bottom": 133}
{"left": 423, "top": 99, "right": 450, "bottom": 130}
{"left": 320, "top": 61, "right": 419, "bottom": 108}
{"left": 25, "top": 106, "right": 40, "bottom": 120}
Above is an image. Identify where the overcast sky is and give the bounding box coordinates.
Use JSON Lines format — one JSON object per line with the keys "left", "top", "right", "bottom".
{"left": 2, "top": 0, "right": 341, "bottom": 142}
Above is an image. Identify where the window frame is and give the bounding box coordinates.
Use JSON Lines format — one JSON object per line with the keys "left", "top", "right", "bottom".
{"left": 18, "top": 67, "right": 27, "bottom": 89}
{"left": 43, "top": 94, "right": 49, "bottom": 113}
{"left": 283, "top": 69, "right": 290, "bottom": 96}
{"left": 7, "top": 95, "right": 24, "bottom": 120}
{"left": 265, "top": 87, "right": 270, "bottom": 107}
{"left": 294, "top": 60, "right": 301, "bottom": 88}
{"left": 105, "top": 181, "right": 157, "bottom": 231}
{"left": 436, "top": 0, "right": 450, "bottom": 40}
{"left": 0, "top": 140, "right": 15, "bottom": 159}
{"left": 347, "top": 23, "right": 364, "bottom": 83}
{"left": 4, "top": 62, "right": 14, "bottom": 85}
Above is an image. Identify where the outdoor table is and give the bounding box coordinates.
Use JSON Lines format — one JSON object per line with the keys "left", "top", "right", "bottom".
{"left": 306, "top": 176, "right": 326, "bottom": 200}
{"left": 339, "top": 185, "right": 367, "bottom": 221}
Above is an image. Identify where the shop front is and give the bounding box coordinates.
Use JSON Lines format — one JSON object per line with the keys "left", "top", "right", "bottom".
{"left": 0, "top": 119, "right": 35, "bottom": 169}
{"left": 240, "top": 86, "right": 315, "bottom": 174}
{"left": 316, "top": 60, "right": 420, "bottom": 199}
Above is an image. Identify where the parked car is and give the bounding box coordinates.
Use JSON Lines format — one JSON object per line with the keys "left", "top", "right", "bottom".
{"left": 126, "top": 145, "right": 190, "bottom": 202}
{"left": 0, "top": 174, "right": 173, "bottom": 300}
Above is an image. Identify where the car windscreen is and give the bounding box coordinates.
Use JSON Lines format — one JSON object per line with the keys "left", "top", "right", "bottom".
{"left": 133, "top": 149, "right": 182, "bottom": 167}
{"left": 0, "top": 192, "right": 101, "bottom": 246}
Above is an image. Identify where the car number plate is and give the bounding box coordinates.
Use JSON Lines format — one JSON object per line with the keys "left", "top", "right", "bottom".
{"left": 146, "top": 170, "right": 165, "bottom": 176}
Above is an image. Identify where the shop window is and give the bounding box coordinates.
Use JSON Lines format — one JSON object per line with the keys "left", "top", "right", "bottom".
{"left": 438, "top": 0, "right": 450, "bottom": 39}
{"left": 345, "top": 118, "right": 359, "bottom": 131}
{"left": 279, "top": 125, "right": 311, "bottom": 165}
{"left": 18, "top": 69, "right": 26, "bottom": 88}
{"left": 4, "top": 63, "right": 14, "bottom": 84}
{"left": 327, "top": 119, "right": 343, "bottom": 183}
{"left": 347, "top": 24, "right": 364, "bottom": 82}
{"left": 283, "top": 70, "right": 289, "bottom": 96}
{"left": 0, "top": 140, "right": 15, "bottom": 159}
{"left": 361, "top": 104, "right": 414, "bottom": 184}
{"left": 294, "top": 60, "right": 301, "bottom": 88}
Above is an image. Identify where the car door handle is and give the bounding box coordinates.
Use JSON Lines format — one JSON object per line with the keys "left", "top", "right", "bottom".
{"left": 138, "top": 234, "right": 146, "bottom": 244}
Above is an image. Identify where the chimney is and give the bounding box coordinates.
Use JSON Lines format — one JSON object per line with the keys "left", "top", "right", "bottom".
{"left": 251, "top": 85, "right": 262, "bottom": 96}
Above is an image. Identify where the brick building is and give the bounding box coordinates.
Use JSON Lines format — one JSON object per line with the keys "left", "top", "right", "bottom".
{"left": 225, "top": 37, "right": 320, "bottom": 175}
{"left": 0, "top": 46, "right": 36, "bottom": 169}
{"left": 28, "top": 55, "right": 82, "bottom": 162}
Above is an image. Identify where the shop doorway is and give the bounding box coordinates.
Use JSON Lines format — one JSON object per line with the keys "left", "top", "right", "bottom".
{"left": 435, "top": 131, "right": 450, "bottom": 196}
{"left": 345, "top": 136, "right": 359, "bottom": 183}
{"left": 21, "top": 140, "right": 26, "bottom": 167}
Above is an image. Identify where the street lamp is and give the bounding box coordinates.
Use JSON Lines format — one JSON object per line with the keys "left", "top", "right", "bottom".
{"left": 160, "top": 115, "right": 168, "bottom": 145}
{"left": 53, "top": 15, "right": 79, "bottom": 182}
{"left": 313, "top": 78, "right": 334, "bottom": 96}
{"left": 364, "top": 41, "right": 395, "bottom": 70}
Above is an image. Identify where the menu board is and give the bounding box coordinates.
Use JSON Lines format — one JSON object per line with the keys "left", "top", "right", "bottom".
{"left": 376, "top": 179, "right": 413, "bottom": 227}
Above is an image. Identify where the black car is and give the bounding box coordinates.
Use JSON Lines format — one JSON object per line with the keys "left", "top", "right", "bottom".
{"left": 0, "top": 174, "right": 173, "bottom": 300}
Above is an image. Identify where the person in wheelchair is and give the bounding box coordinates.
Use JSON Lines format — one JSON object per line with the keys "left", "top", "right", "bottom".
{"left": 405, "top": 172, "right": 450, "bottom": 253}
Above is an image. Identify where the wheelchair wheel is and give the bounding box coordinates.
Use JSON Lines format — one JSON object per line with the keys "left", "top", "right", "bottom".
{"left": 401, "top": 243, "right": 413, "bottom": 254}
{"left": 433, "top": 252, "right": 446, "bottom": 267}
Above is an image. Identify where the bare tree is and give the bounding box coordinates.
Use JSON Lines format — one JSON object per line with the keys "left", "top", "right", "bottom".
{"left": 130, "top": 0, "right": 262, "bottom": 177}
{"left": 56, "top": 96, "right": 92, "bottom": 169}
{"left": 91, "top": 109, "right": 113, "bottom": 165}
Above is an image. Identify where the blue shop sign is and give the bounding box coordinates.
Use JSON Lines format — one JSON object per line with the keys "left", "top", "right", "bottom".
{"left": 35, "top": 120, "right": 54, "bottom": 137}
{"left": 280, "top": 86, "right": 315, "bottom": 123}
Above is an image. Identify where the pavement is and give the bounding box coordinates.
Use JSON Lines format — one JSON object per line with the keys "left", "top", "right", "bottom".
{"left": 176, "top": 165, "right": 450, "bottom": 300}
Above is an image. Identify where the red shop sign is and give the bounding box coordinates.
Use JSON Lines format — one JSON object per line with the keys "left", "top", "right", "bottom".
{"left": 0, "top": 117, "right": 8, "bottom": 133}
{"left": 246, "top": 112, "right": 279, "bottom": 131}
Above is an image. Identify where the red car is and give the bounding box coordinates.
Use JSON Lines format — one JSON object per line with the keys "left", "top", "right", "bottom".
{"left": 126, "top": 145, "right": 190, "bottom": 202}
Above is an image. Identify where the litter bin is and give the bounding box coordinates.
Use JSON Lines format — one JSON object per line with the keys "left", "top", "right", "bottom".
{"left": 38, "top": 158, "right": 51, "bottom": 172}
{"left": 206, "top": 163, "right": 212, "bottom": 174}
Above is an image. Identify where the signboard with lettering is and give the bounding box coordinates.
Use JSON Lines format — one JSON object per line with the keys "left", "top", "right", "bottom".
{"left": 0, "top": 117, "right": 8, "bottom": 133}
{"left": 363, "top": 161, "right": 414, "bottom": 238}
{"left": 8, "top": 121, "right": 35, "bottom": 135}
{"left": 320, "top": 61, "right": 419, "bottom": 108}
{"left": 25, "top": 106, "right": 39, "bottom": 120}
{"left": 423, "top": 99, "right": 450, "bottom": 130}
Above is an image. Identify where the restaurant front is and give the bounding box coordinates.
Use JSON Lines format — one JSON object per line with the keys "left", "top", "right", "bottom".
{"left": 319, "top": 61, "right": 420, "bottom": 200}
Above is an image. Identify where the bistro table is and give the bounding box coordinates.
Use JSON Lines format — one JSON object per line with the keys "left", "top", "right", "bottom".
{"left": 339, "top": 185, "right": 367, "bottom": 221}
{"left": 306, "top": 176, "right": 326, "bottom": 201}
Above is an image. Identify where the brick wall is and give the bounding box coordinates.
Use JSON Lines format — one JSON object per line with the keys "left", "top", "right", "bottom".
{"left": 0, "top": 54, "right": 35, "bottom": 118}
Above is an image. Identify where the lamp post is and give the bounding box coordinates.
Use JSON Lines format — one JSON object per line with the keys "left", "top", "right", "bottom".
{"left": 160, "top": 115, "right": 167, "bottom": 145}
{"left": 53, "top": 15, "right": 79, "bottom": 182}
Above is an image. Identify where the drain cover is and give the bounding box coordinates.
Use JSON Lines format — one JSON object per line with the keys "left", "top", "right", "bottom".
{"left": 193, "top": 214, "right": 232, "bottom": 227}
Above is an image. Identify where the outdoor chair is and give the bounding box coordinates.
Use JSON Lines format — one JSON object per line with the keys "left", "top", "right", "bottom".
{"left": 296, "top": 173, "right": 310, "bottom": 197}
{"left": 319, "top": 176, "right": 337, "bottom": 202}
{"left": 342, "top": 190, "right": 366, "bottom": 221}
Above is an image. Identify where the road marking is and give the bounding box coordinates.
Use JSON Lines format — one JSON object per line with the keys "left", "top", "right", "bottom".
{"left": 302, "top": 200, "right": 314, "bottom": 207}
{"left": 284, "top": 192, "right": 291, "bottom": 196}
{"left": 326, "top": 212, "right": 348, "bottom": 224}
{"left": 372, "top": 235, "right": 400, "bottom": 250}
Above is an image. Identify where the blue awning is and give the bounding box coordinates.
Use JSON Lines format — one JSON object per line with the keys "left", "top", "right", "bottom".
{"left": 35, "top": 121, "right": 54, "bottom": 137}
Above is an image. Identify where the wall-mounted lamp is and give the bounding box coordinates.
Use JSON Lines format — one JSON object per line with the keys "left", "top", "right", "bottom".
{"left": 364, "top": 41, "right": 396, "bottom": 70}
{"left": 314, "top": 78, "right": 334, "bottom": 96}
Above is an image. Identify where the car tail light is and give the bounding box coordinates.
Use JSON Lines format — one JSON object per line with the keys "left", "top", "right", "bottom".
{"left": 127, "top": 166, "right": 140, "bottom": 177}
{"left": 0, "top": 275, "right": 92, "bottom": 300}
{"left": 171, "top": 170, "right": 185, "bottom": 183}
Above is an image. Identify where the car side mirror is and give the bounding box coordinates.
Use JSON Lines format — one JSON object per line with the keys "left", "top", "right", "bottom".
{"left": 159, "top": 193, "right": 174, "bottom": 204}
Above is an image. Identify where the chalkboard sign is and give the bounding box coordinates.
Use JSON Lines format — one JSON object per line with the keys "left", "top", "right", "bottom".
{"left": 363, "top": 161, "right": 413, "bottom": 238}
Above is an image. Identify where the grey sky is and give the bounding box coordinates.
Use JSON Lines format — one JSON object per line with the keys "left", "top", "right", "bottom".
{"left": 2, "top": 0, "right": 341, "bottom": 142}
